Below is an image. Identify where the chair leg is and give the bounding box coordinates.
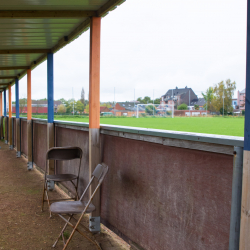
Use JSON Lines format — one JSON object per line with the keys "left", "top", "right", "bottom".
{"left": 61, "top": 215, "right": 102, "bottom": 250}
{"left": 45, "top": 187, "right": 52, "bottom": 218}
{"left": 41, "top": 180, "right": 46, "bottom": 211}
{"left": 53, "top": 215, "right": 73, "bottom": 248}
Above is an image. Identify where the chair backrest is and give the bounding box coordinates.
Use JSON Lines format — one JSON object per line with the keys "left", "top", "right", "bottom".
{"left": 46, "top": 147, "right": 82, "bottom": 161}
{"left": 45, "top": 147, "right": 83, "bottom": 175}
{"left": 92, "top": 163, "right": 109, "bottom": 184}
{"left": 79, "top": 163, "right": 109, "bottom": 201}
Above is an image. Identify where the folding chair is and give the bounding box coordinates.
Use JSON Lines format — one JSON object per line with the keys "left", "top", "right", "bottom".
{"left": 50, "top": 163, "right": 109, "bottom": 250}
{"left": 42, "top": 147, "right": 83, "bottom": 217}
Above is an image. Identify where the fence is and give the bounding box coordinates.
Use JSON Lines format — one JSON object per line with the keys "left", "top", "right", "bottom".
{"left": 1, "top": 116, "right": 244, "bottom": 250}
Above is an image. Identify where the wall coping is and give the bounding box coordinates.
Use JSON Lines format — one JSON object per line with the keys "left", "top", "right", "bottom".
{"left": 48, "top": 119, "right": 243, "bottom": 147}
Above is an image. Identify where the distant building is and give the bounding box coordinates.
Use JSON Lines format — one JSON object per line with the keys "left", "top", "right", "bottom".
{"left": 232, "top": 98, "right": 238, "bottom": 109}
{"left": 162, "top": 86, "right": 198, "bottom": 107}
{"left": 237, "top": 89, "right": 245, "bottom": 111}
{"left": 100, "top": 106, "right": 110, "bottom": 113}
{"left": 111, "top": 102, "right": 144, "bottom": 117}
{"left": 190, "top": 98, "right": 206, "bottom": 110}
{"left": 12, "top": 100, "right": 62, "bottom": 113}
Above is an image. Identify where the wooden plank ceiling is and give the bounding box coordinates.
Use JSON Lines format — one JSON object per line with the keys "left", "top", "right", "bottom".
{"left": 0, "top": 0, "right": 125, "bottom": 91}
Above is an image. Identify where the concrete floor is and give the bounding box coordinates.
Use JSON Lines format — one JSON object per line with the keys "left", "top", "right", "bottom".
{"left": 0, "top": 140, "right": 130, "bottom": 250}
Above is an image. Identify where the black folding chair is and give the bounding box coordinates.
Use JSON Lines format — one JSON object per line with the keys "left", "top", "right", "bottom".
{"left": 42, "top": 147, "right": 83, "bottom": 217}
{"left": 50, "top": 163, "right": 109, "bottom": 250}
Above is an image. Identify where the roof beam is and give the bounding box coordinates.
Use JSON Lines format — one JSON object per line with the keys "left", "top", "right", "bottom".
{"left": 0, "top": 10, "right": 97, "bottom": 18}
{"left": 97, "top": 0, "right": 126, "bottom": 17}
{"left": 52, "top": 18, "right": 90, "bottom": 53}
{"left": 0, "top": 76, "right": 15, "bottom": 80}
{"left": 0, "top": 49, "right": 50, "bottom": 54}
{"left": 0, "top": 66, "right": 29, "bottom": 70}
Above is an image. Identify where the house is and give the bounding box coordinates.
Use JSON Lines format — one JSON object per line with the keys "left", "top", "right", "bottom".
{"left": 100, "top": 106, "right": 110, "bottom": 113}
{"left": 237, "top": 89, "right": 245, "bottom": 111}
{"left": 12, "top": 100, "right": 62, "bottom": 114}
{"left": 162, "top": 86, "right": 198, "bottom": 107}
{"left": 111, "top": 102, "right": 144, "bottom": 117}
{"left": 190, "top": 98, "right": 206, "bottom": 110}
{"left": 232, "top": 98, "right": 238, "bottom": 109}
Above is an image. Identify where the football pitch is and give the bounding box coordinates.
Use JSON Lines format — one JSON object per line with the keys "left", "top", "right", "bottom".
{"left": 50, "top": 116, "right": 244, "bottom": 137}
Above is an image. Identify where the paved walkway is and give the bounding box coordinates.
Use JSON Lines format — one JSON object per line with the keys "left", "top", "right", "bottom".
{"left": 0, "top": 140, "right": 129, "bottom": 250}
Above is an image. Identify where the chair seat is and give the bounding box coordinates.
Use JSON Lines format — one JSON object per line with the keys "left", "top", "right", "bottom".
{"left": 46, "top": 174, "right": 77, "bottom": 182}
{"left": 50, "top": 201, "right": 95, "bottom": 214}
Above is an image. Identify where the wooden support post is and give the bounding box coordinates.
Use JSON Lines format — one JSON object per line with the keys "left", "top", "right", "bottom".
{"left": 3, "top": 89, "right": 7, "bottom": 144}
{"left": 89, "top": 16, "right": 101, "bottom": 233}
{"left": 240, "top": 1, "right": 250, "bottom": 248}
{"left": 0, "top": 92, "right": 3, "bottom": 139}
{"left": 27, "top": 69, "right": 33, "bottom": 170}
{"left": 47, "top": 53, "right": 55, "bottom": 175}
{"left": 4, "top": 116, "right": 8, "bottom": 144}
{"left": 0, "top": 116, "right": 3, "bottom": 139}
{"left": 8, "top": 85, "right": 13, "bottom": 149}
{"left": 15, "top": 78, "right": 21, "bottom": 157}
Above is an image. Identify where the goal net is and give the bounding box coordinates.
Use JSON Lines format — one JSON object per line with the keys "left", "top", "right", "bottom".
{"left": 136, "top": 103, "right": 174, "bottom": 118}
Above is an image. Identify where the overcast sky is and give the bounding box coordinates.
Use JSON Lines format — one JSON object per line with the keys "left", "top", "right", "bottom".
{"left": 9, "top": 0, "right": 248, "bottom": 103}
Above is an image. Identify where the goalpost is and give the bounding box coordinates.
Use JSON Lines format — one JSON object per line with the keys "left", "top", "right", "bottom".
{"left": 136, "top": 103, "right": 174, "bottom": 118}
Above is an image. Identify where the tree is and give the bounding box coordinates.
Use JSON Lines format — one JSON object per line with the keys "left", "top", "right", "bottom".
{"left": 35, "top": 101, "right": 42, "bottom": 114}
{"left": 85, "top": 104, "right": 89, "bottom": 113}
{"left": 59, "top": 98, "right": 67, "bottom": 105}
{"left": 19, "top": 98, "right": 27, "bottom": 114}
{"left": 202, "top": 87, "right": 214, "bottom": 112}
{"left": 57, "top": 104, "right": 66, "bottom": 114}
{"left": 80, "top": 88, "right": 85, "bottom": 106}
{"left": 137, "top": 96, "right": 152, "bottom": 104}
{"left": 143, "top": 96, "right": 152, "bottom": 104}
{"left": 76, "top": 100, "right": 84, "bottom": 113}
{"left": 145, "top": 105, "right": 157, "bottom": 115}
{"left": 154, "top": 98, "right": 161, "bottom": 104}
{"left": 137, "top": 97, "right": 143, "bottom": 103}
{"left": 177, "top": 103, "right": 188, "bottom": 110}
{"left": 212, "top": 79, "right": 236, "bottom": 114}
{"left": 194, "top": 104, "right": 199, "bottom": 110}
{"left": 101, "top": 103, "right": 112, "bottom": 108}
{"left": 65, "top": 99, "right": 77, "bottom": 114}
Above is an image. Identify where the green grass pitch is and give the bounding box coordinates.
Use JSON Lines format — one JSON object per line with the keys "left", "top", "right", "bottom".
{"left": 50, "top": 116, "right": 244, "bottom": 137}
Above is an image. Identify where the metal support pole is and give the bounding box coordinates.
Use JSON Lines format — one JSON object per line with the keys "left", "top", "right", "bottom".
{"left": 8, "top": 85, "right": 13, "bottom": 149}
{"left": 27, "top": 69, "right": 33, "bottom": 170}
{"left": 47, "top": 52, "right": 55, "bottom": 176}
{"left": 153, "top": 89, "right": 154, "bottom": 116}
{"left": 223, "top": 90, "right": 225, "bottom": 116}
{"left": 0, "top": 92, "right": 3, "bottom": 139}
{"left": 89, "top": 16, "right": 101, "bottom": 233}
{"left": 15, "top": 78, "right": 21, "bottom": 157}
{"left": 240, "top": 1, "right": 250, "bottom": 248}
{"left": 172, "top": 89, "right": 174, "bottom": 118}
{"left": 229, "top": 146, "right": 243, "bottom": 250}
{"left": 3, "top": 89, "right": 7, "bottom": 144}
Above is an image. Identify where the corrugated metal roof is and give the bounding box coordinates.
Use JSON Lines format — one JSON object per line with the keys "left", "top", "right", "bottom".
{"left": 0, "top": 0, "right": 126, "bottom": 91}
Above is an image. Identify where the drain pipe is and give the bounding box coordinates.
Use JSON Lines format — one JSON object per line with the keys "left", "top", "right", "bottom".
{"left": 229, "top": 146, "right": 243, "bottom": 250}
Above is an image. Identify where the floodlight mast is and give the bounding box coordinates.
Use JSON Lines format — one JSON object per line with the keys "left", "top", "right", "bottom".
{"left": 222, "top": 89, "right": 225, "bottom": 116}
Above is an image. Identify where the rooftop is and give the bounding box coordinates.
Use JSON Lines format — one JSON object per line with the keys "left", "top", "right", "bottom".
{"left": 0, "top": 0, "right": 126, "bottom": 92}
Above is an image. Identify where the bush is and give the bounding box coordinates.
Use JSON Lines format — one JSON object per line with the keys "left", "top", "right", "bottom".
{"left": 177, "top": 103, "right": 188, "bottom": 110}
